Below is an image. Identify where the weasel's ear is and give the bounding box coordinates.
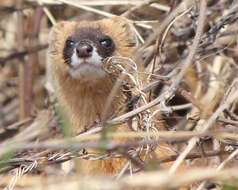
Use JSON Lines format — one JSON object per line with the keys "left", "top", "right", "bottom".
{"left": 48, "top": 21, "right": 76, "bottom": 54}
{"left": 111, "top": 16, "right": 139, "bottom": 48}
{"left": 49, "top": 21, "right": 77, "bottom": 41}
{"left": 48, "top": 21, "right": 65, "bottom": 48}
{"left": 48, "top": 21, "right": 69, "bottom": 42}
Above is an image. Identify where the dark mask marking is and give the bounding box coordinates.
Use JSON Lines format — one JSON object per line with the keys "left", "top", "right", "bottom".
{"left": 63, "top": 27, "right": 115, "bottom": 65}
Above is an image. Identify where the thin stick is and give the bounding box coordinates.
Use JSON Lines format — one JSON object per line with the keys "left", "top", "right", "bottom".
{"left": 56, "top": 0, "right": 151, "bottom": 29}
{"left": 36, "top": 0, "right": 143, "bottom": 6}
{"left": 197, "top": 148, "right": 238, "bottom": 190}
{"left": 122, "top": 0, "right": 157, "bottom": 17}
{"left": 16, "top": 0, "right": 27, "bottom": 120}
{"left": 168, "top": 0, "right": 207, "bottom": 174}
{"left": 57, "top": 0, "right": 115, "bottom": 17}
{"left": 138, "top": 0, "right": 195, "bottom": 51}
{"left": 169, "top": 88, "right": 238, "bottom": 174}
{"left": 37, "top": 0, "right": 56, "bottom": 25}
{"left": 0, "top": 44, "right": 48, "bottom": 65}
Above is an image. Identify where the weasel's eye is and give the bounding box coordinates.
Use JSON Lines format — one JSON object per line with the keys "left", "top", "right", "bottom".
{"left": 66, "top": 38, "right": 75, "bottom": 47}
{"left": 99, "top": 36, "right": 113, "bottom": 48}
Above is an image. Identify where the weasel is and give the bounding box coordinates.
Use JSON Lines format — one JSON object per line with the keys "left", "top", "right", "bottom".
{"left": 47, "top": 17, "right": 140, "bottom": 174}
{"left": 47, "top": 17, "right": 138, "bottom": 134}
{"left": 47, "top": 16, "right": 189, "bottom": 177}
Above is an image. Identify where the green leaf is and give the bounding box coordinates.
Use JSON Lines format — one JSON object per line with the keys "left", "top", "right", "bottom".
{"left": 222, "top": 184, "right": 238, "bottom": 190}
{"left": 55, "top": 104, "right": 72, "bottom": 137}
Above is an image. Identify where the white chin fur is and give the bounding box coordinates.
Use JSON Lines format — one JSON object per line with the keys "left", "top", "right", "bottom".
{"left": 69, "top": 48, "right": 106, "bottom": 80}
{"left": 69, "top": 64, "right": 106, "bottom": 80}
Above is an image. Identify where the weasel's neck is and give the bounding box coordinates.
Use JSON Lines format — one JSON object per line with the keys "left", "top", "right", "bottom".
{"left": 57, "top": 74, "right": 122, "bottom": 134}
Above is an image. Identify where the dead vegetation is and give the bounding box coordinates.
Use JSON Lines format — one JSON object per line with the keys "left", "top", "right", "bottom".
{"left": 0, "top": 0, "right": 238, "bottom": 189}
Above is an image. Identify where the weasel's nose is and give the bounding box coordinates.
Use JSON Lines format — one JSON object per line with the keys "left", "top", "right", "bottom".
{"left": 76, "top": 43, "right": 93, "bottom": 58}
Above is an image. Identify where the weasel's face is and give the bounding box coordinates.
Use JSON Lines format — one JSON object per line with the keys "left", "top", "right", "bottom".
{"left": 63, "top": 27, "right": 115, "bottom": 80}
{"left": 49, "top": 17, "right": 138, "bottom": 82}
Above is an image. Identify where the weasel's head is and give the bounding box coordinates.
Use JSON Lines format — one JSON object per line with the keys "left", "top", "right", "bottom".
{"left": 48, "top": 17, "right": 138, "bottom": 82}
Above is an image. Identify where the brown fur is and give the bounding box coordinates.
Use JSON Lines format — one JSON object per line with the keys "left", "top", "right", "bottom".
{"left": 47, "top": 17, "right": 186, "bottom": 176}
{"left": 47, "top": 17, "right": 137, "bottom": 133}
{"left": 47, "top": 17, "right": 139, "bottom": 174}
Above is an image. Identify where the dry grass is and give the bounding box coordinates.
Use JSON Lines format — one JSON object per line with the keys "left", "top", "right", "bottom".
{"left": 0, "top": 0, "right": 238, "bottom": 189}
